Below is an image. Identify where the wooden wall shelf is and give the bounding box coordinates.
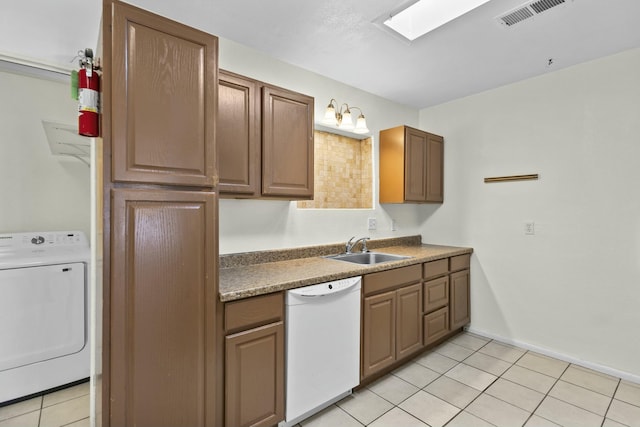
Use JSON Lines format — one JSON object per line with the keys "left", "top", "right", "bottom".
{"left": 484, "top": 174, "right": 538, "bottom": 183}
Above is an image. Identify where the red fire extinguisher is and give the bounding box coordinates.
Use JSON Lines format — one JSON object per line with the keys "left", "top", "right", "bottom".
{"left": 77, "top": 48, "right": 100, "bottom": 137}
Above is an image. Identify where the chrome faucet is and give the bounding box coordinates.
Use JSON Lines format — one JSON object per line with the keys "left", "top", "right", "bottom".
{"left": 345, "top": 236, "right": 370, "bottom": 254}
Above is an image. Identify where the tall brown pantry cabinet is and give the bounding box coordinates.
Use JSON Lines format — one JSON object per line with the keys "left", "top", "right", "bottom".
{"left": 102, "top": 1, "right": 221, "bottom": 426}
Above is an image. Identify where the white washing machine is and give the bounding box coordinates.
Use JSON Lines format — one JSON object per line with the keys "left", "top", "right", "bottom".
{"left": 0, "top": 231, "right": 90, "bottom": 404}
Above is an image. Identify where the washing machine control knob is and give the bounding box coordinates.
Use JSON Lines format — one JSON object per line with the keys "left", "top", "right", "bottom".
{"left": 31, "top": 236, "right": 45, "bottom": 245}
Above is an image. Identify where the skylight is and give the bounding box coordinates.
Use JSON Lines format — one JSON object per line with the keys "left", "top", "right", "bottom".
{"left": 383, "top": 0, "right": 491, "bottom": 41}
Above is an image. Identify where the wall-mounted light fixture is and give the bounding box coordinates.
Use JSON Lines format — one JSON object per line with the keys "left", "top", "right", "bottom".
{"left": 321, "top": 99, "right": 370, "bottom": 134}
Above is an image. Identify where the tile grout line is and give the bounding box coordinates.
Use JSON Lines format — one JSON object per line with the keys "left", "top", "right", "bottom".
{"left": 364, "top": 373, "right": 423, "bottom": 413}
{"left": 334, "top": 404, "right": 367, "bottom": 426}
{"left": 391, "top": 345, "right": 485, "bottom": 427}
{"left": 314, "top": 332, "right": 637, "bottom": 427}
{"left": 441, "top": 340, "right": 583, "bottom": 427}
{"left": 519, "top": 360, "right": 570, "bottom": 427}
{"left": 353, "top": 370, "right": 457, "bottom": 427}
{"left": 523, "top": 350, "right": 622, "bottom": 425}
{"left": 600, "top": 378, "right": 622, "bottom": 427}
{"left": 544, "top": 367, "right": 621, "bottom": 420}
{"left": 37, "top": 395, "right": 43, "bottom": 427}
{"left": 314, "top": 332, "right": 636, "bottom": 427}
{"left": 525, "top": 361, "right": 628, "bottom": 426}
{"left": 363, "top": 333, "right": 488, "bottom": 426}
{"left": 560, "top": 376, "right": 620, "bottom": 399}
{"left": 440, "top": 338, "right": 504, "bottom": 427}
{"left": 468, "top": 345, "right": 576, "bottom": 427}
{"left": 365, "top": 404, "right": 425, "bottom": 427}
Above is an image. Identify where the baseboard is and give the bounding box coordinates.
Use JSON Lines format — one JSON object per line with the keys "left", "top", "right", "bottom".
{"left": 465, "top": 326, "right": 640, "bottom": 385}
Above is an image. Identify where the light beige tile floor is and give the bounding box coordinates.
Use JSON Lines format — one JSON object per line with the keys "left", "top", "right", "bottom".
{"left": 297, "top": 332, "right": 640, "bottom": 427}
{"left": 0, "top": 382, "right": 89, "bottom": 427}
{"left": 3, "top": 333, "right": 639, "bottom": 427}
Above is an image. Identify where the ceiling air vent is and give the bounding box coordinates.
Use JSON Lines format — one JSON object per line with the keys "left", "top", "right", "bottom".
{"left": 496, "top": 0, "right": 566, "bottom": 27}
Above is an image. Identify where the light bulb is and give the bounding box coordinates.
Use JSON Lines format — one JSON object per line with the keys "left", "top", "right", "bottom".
{"left": 322, "top": 105, "right": 337, "bottom": 125}
{"left": 353, "top": 114, "right": 369, "bottom": 134}
{"left": 339, "top": 110, "right": 354, "bottom": 130}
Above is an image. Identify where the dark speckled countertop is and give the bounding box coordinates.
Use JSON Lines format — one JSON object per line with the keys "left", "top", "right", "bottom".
{"left": 219, "top": 236, "right": 473, "bottom": 302}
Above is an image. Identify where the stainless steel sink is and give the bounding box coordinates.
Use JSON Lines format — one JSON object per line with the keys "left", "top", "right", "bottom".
{"left": 324, "top": 252, "right": 410, "bottom": 265}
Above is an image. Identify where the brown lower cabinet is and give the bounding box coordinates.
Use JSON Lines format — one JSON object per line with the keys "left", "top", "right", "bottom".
{"left": 362, "top": 291, "right": 396, "bottom": 377}
{"left": 423, "top": 254, "right": 471, "bottom": 344}
{"left": 362, "top": 265, "right": 423, "bottom": 379}
{"left": 362, "top": 254, "right": 471, "bottom": 382}
{"left": 224, "top": 293, "right": 285, "bottom": 427}
{"left": 109, "top": 189, "right": 218, "bottom": 427}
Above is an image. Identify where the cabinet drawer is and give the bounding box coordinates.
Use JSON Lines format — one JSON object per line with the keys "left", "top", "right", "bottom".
{"left": 424, "top": 307, "right": 449, "bottom": 346}
{"left": 423, "top": 276, "right": 449, "bottom": 313}
{"left": 423, "top": 258, "right": 448, "bottom": 280}
{"left": 450, "top": 254, "right": 470, "bottom": 272}
{"left": 363, "top": 264, "right": 422, "bottom": 296}
{"left": 225, "top": 292, "right": 283, "bottom": 334}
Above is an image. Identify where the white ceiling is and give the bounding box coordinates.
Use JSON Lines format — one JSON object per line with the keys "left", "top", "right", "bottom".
{"left": 2, "top": 0, "right": 640, "bottom": 109}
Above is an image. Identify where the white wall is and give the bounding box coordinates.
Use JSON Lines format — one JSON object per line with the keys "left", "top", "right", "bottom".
{"left": 0, "top": 70, "right": 90, "bottom": 236}
{"left": 419, "top": 48, "right": 640, "bottom": 379}
{"left": 218, "top": 38, "right": 427, "bottom": 254}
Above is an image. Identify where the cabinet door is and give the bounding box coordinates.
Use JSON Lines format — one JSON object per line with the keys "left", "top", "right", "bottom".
{"left": 362, "top": 291, "right": 396, "bottom": 379}
{"left": 110, "top": 1, "right": 217, "bottom": 186}
{"left": 450, "top": 269, "right": 470, "bottom": 330}
{"left": 218, "top": 70, "right": 260, "bottom": 196}
{"left": 110, "top": 189, "right": 217, "bottom": 427}
{"left": 426, "top": 133, "right": 444, "bottom": 202}
{"left": 396, "top": 283, "right": 423, "bottom": 360}
{"left": 404, "top": 127, "right": 428, "bottom": 202}
{"left": 225, "top": 322, "right": 284, "bottom": 427}
{"left": 262, "top": 85, "right": 314, "bottom": 198}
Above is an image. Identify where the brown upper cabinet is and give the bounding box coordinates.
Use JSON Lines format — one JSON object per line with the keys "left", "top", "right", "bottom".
{"left": 379, "top": 125, "right": 444, "bottom": 203}
{"left": 217, "top": 70, "right": 260, "bottom": 195}
{"left": 218, "top": 70, "right": 314, "bottom": 199}
{"left": 110, "top": 1, "right": 217, "bottom": 187}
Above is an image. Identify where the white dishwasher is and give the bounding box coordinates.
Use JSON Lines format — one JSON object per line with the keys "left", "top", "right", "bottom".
{"left": 281, "top": 276, "right": 361, "bottom": 427}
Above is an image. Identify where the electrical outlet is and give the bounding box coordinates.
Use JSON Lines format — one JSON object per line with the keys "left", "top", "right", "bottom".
{"left": 391, "top": 219, "right": 397, "bottom": 231}
{"left": 368, "top": 218, "right": 377, "bottom": 230}
{"left": 525, "top": 221, "right": 535, "bottom": 235}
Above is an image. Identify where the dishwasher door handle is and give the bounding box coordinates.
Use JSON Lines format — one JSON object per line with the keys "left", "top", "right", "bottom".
{"left": 297, "top": 284, "right": 356, "bottom": 297}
